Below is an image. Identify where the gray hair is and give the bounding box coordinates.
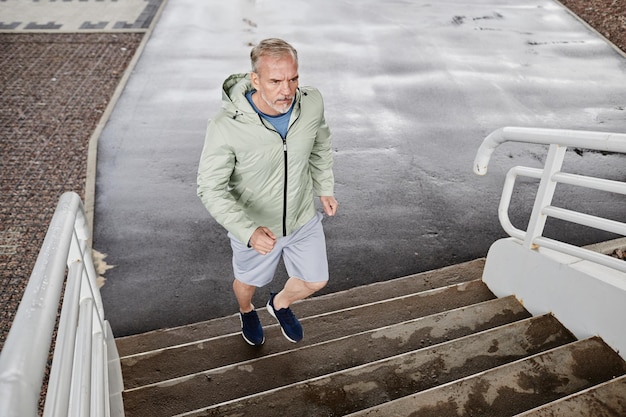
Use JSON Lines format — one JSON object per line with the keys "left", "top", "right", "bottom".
{"left": 250, "top": 38, "right": 298, "bottom": 73}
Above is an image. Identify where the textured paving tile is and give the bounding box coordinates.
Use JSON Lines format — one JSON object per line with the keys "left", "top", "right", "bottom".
{"left": 0, "top": 32, "right": 143, "bottom": 348}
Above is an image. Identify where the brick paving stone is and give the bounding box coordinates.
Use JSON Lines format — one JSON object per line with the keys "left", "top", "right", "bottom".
{"left": 0, "top": 32, "right": 143, "bottom": 349}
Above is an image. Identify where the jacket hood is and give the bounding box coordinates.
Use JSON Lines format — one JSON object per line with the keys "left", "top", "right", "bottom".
{"left": 221, "top": 73, "right": 301, "bottom": 121}
{"left": 221, "top": 73, "right": 255, "bottom": 120}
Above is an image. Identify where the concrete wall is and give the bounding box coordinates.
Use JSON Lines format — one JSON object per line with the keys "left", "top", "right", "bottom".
{"left": 482, "top": 237, "right": 626, "bottom": 360}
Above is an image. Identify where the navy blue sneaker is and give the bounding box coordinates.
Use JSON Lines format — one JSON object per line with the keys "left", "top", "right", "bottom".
{"left": 239, "top": 309, "right": 264, "bottom": 346}
{"left": 267, "top": 293, "right": 303, "bottom": 343}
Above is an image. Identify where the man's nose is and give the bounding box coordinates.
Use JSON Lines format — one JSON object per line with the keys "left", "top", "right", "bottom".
{"left": 280, "top": 81, "right": 293, "bottom": 95}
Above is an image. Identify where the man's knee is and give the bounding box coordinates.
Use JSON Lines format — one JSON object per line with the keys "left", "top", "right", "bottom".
{"left": 305, "top": 280, "right": 327, "bottom": 293}
{"left": 233, "top": 278, "right": 256, "bottom": 295}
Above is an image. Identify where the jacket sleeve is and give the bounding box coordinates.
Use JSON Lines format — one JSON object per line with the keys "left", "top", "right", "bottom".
{"left": 197, "top": 119, "right": 257, "bottom": 244}
{"left": 309, "top": 98, "right": 335, "bottom": 197}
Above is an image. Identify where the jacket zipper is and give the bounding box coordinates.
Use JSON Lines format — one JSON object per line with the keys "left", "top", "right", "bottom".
{"left": 280, "top": 111, "right": 300, "bottom": 237}
{"left": 282, "top": 138, "right": 288, "bottom": 237}
{"left": 256, "top": 109, "right": 299, "bottom": 237}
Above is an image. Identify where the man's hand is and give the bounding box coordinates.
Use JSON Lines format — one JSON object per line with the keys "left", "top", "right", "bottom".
{"left": 320, "top": 196, "right": 339, "bottom": 216}
{"left": 249, "top": 226, "right": 277, "bottom": 255}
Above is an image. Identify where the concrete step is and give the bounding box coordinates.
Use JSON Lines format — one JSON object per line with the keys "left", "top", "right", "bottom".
{"left": 115, "top": 258, "right": 485, "bottom": 356}
{"left": 347, "top": 337, "right": 626, "bottom": 417}
{"left": 115, "top": 258, "right": 626, "bottom": 417}
{"left": 121, "top": 296, "right": 536, "bottom": 417}
{"left": 514, "top": 374, "right": 626, "bottom": 417}
{"left": 120, "top": 278, "right": 494, "bottom": 390}
{"left": 160, "top": 313, "right": 575, "bottom": 417}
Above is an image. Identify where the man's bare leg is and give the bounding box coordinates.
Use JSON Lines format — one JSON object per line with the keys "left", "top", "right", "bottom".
{"left": 272, "top": 276, "right": 327, "bottom": 310}
{"left": 233, "top": 278, "right": 256, "bottom": 313}
{"left": 233, "top": 278, "right": 264, "bottom": 345}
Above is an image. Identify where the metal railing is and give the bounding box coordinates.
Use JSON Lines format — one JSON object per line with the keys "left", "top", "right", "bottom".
{"left": 0, "top": 192, "right": 124, "bottom": 417}
{"left": 474, "top": 126, "right": 626, "bottom": 273}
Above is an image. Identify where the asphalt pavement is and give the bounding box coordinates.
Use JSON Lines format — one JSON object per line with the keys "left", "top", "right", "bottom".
{"left": 86, "top": 0, "right": 626, "bottom": 337}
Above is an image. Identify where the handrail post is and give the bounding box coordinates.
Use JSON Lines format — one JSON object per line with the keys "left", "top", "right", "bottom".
{"left": 42, "top": 260, "right": 83, "bottom": 417}
{"left": 523, "top": 144, "right": 566, "bottom": 250}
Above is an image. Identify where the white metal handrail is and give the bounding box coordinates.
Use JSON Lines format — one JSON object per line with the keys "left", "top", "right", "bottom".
{"left": 0, "top": 192, "right": 124, "bottom": 417}
{"left": 474, "top": 127, "right": 626, "bottom": 273}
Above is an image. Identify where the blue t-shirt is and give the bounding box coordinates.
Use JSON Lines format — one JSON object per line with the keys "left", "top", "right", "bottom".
{"left": 246, "top": 90, "right": 294, "bottom": 139}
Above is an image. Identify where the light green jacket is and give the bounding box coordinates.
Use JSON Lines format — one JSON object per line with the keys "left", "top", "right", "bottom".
{"left": 197, "top": 73, "right": 334, "bottom": 244}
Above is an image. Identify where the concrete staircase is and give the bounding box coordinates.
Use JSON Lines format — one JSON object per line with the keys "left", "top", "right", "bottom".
{"left": 115, "top": 259, "right": 626, "bottom": 416}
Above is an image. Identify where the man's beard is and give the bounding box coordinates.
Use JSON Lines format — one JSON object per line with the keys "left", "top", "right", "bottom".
{"left": 261, "top": 91, "right": 293, "bottom": 114}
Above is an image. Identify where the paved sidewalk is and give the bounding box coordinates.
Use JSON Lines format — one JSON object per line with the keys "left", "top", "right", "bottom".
{"left": 0, "top": 0, "right": 161, "bottom": 31}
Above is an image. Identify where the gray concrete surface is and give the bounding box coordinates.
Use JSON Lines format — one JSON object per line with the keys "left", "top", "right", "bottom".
{"left": 0, "top": 0, "right": 162, "bottom": 31}
{"left": 93, "top": 0, "right": 626, "bottom": 336}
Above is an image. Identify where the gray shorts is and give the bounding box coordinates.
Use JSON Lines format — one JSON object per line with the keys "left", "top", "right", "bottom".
{"left": 228, "top": 212, "right": 329, "bottom": 287}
